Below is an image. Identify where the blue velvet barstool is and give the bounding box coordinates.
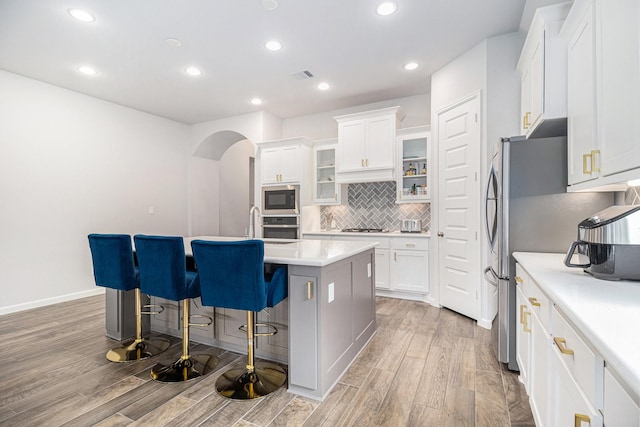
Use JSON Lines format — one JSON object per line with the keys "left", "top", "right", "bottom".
{"left": 88, "top": 234, "right": 170, "bottom": 362}
{"left": 191, "top": 239, "right": 288, "bottom": 399}
{"left": 134, "top": 235, "right": 217, "bottom": 382}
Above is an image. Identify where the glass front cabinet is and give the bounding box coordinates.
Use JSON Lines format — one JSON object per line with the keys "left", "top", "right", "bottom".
{"left": 313, "top": 139, "right": 346, "bottom": 205}
{"left": 396, "top": 127, "right": 430, "bottom": 203}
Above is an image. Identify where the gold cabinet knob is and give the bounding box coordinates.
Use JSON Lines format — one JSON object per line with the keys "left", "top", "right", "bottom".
{"left": 575, "top": 413, "right": 590, "bottom": 427}
{"left": 528, "top": 297, "right": 541, "bottom": 307}
{"left": 515, "top": 276, "right": 523, "bottom": 284}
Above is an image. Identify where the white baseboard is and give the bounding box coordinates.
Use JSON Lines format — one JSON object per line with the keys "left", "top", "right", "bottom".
{"left": 0, "top": 288, "right": 105, "bottom": 316}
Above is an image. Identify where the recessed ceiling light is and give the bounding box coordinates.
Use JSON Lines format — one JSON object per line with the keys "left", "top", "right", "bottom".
{"left": 78, "top": 66, "right": 97, "bottom": 76}
{"left": 265, "top": 40, "right": 282, "bottom": 51}
{"left": 376, "top": 2, "right": 397, "bottom": 16}
{"left": 250, "top": 98, "right": 263, "bottom": 105}
{"left": 261, "top": 0, "right": 279, "bottom": 11}
{"left": 404, "top": 62, "right": 419, "bottom": 71}
{"left": 165, "top": 38, "right": 182, "bottom": 47}
{"left": 68, "top": 9, "right": 95, "bottom": 22}
{"left": 185, "top": 66, "right": 203, "bottom": 76}
{"left": 317, "top": 82, "right": 330, "bottom": 91}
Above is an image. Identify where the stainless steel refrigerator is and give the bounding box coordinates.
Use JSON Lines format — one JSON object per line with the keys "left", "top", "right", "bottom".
{"left": 484, "top": 136, "right": 613, "bottom": 371}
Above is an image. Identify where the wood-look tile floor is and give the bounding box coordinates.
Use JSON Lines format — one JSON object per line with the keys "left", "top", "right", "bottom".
{"left": 0, "top": 295, "right": 535, "bottom": 427}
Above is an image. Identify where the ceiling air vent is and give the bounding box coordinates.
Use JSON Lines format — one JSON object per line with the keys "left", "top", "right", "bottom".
{"left": 290, "top": 70, "right": 314, "bottom": 80}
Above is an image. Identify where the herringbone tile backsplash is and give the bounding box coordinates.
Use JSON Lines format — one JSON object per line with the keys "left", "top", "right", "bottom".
{"left": 320, "top": 181, "right": 430, "bottom": 232}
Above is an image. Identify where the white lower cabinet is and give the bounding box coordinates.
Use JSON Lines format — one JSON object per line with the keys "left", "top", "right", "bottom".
{"left": 374, "top": 248, "right": 390, "bottom": 289}
{"left": 514, "top": 261, "right": 633, "bottom": 427}
{"left": 303, "top": 233, "right": 429, "bottom": 299}
{"left": 603, "top": 367, "right": 640, "bottom": 427}
{"left": 549, "top": 348, "right": 602, "bottom": 427}
{"left": 390, "top": 237, "right": 429, "bottom": 293}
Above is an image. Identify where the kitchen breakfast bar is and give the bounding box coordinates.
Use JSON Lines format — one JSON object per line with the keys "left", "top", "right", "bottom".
{"left": 107, "top": 237, "right": 378, "bottom": 401}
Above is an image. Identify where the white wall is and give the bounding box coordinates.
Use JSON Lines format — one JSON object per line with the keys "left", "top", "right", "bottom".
{"left": 219, "top": 138, "right": 255, "bottom": 236}
{"left": 0, "top": 71, "right": 192, "bottom": 314}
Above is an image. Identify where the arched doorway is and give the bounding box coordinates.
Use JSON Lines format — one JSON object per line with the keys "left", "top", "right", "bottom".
{"left": 191, "top": 130, "right": 256, "bottom": 237}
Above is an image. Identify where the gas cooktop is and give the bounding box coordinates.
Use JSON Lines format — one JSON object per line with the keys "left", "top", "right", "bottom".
{"left": 341, "top": 228, "right": 387, "bottom": 233}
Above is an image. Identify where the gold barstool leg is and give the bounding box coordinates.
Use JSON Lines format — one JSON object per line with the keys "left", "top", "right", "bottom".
{"left": 150, "top": 299, "right": 217, "bottom": 382}
{"left": 215, "top": 311, "right": 287, "bottom": 399}
{"left": 106, "top": 289, "right": 170, "bottom": 362}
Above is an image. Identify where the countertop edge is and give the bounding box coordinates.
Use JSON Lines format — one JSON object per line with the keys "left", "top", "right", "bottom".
{"left": 513, "top": 251, "right": 640, "bottom": 399}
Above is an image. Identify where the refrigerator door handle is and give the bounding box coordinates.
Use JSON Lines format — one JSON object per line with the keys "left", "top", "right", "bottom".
{"left": 483, "top": 266, "right": 499, "bottom": 287}
{"left": 485, "top": 167, "right": 498, "bottom": 247}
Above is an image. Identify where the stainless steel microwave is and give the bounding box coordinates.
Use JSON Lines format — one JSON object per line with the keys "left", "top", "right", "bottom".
{"left": 262, "top": 185, "right": 300, "bottom": 215}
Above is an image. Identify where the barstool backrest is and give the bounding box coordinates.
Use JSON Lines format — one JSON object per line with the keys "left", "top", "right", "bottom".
{"left": 88, "top": 234, "right": 138, "bottom": 291}
{"left": 134, "top": 235, "right": 196, "bottom": 301}
{"left": 191, "top": 240, "right": 267, "bottom": 312}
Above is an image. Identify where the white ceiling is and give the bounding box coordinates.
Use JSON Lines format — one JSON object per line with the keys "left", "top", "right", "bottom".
{"left": 0, "top": 0, "right": 562, "bottom": 125}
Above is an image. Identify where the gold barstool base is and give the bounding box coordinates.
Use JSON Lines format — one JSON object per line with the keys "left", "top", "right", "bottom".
{"left": 106, "top": 337, "right": 171, "bottom": 363}
{"left": 216, "top": 362, "right": 287, "bottom": 399}
{"left": 150, "top": 353, "right": 218, "bottom": 382}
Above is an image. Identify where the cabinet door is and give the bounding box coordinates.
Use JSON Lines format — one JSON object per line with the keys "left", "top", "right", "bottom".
{"left": 604, "top": 367, "right": 640, "bottom": 427}
{"left": 549, "top": 349, "right": 603, "bottom": 427}
{"left": 520, "top": 64, "right": 531, "bottom": 135}
{"left": 278, "top": 145, "right": 301, "bottom": 183}
{"left": 215, "top": 307, "right": 247, "bottom": 347}
{"left": 261, "top": 145, "right": 301, "bottom": 184}
{"left": 528, "top": 28, "right": 545, "bottom": 132}
{"left": 530, "top": 310, "right": 549, "bottom": 427}
{"left": 397, "top": 131, "right": 430, "bottom": 203}
{"left": 256, "top": 298, "right": 288, "bottom": 358}
{"left": 392, "top": 249, "right": 428, "bottom": 293}
{"left": 567, "top": 1, "right": 599, "bottom": 185}
{"left": 261, "top": 147, "right": 281, "bottom": 184}
{"left": 289, "top": 275, "right": 318, "bottom": 390}
{"left": 374, "top": 248, "right": 390, "bottom": 289}
{"left": 337, "top": 120, "right": 366, "bottom": 172}
{"left": 598, "top": 0, "right": 640, "bottom": 177}
{"left": 516, "top": 286, "right": 531, "bottom": 392}
{"left": 365, "top": 115, "right": 394, "bottom": 169}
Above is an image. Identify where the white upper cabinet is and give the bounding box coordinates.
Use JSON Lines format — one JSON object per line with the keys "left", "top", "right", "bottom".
{"left": 563, "top": 0, "right": 599, "bottom": 185}
{"left": 258, "top": 137, "right": 312, "bottom": 186}
{"left": 517, "top": 2, "right": 571, "bottom": 139}
{"left": 563, "top": 0, "right": 640, "bottom": 191}
{"left": 312, "top": 138, "right": 346, "bottom": 205}
{"left": 597, "top": 0, "right": 640, "bottom": 177}
{"left": 334, "top": 106, "right": 403, "bottom": 183}
{"left": 396, "top": 127, "right": 430, "bottom": 203}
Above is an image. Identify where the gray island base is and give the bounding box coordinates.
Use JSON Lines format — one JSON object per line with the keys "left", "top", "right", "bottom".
{"left": 108, "top": 237, "right": 378, "bottom": 401}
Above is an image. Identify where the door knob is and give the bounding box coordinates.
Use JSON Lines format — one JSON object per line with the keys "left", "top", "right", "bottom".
{"left": 437, "top": 232, "right": 444, "bottom": 237}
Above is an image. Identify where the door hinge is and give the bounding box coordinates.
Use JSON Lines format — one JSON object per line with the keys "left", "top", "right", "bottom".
{"left": 476, "top": 290, "right": 479, "bottom": 299}
{"left": 475, "top": 231, "right": 478, "bottom": 240}
{"left": 475, "top": 172, "right": 478, "bottom": 181}
{"left": 475, "top": 113, "right": 478, "bottom": 123}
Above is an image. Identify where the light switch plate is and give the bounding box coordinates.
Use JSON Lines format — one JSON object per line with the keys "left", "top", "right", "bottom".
{"left": 328, "top": 282, "right": 334, "bottom": 303}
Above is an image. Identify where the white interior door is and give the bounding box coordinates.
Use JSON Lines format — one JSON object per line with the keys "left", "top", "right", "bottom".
{"left": 437, "top": 94, "right": 481, "bottom": 320}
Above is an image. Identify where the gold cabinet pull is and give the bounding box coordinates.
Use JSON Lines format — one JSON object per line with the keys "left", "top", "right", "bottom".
{"left": 591, "top": 150, "right": 600, "bottom": 173}
{"left": 366, "top": 158, "right": 369, "bottom": 167}
{"left": 515, "top": 276, "right": 523, "bottom": 284}
{"left": 523, "top": 311, "right": 531, "bottom": 332}
{"left": 553, "top": 337, "right": 574, "bottom": 355}
{"left": 361, "top": 159, "right": 365, "bottom": 167}
{"left": 523, "top": 112, "right": 531, "bottom": 129}
{"left": 575, "top": 413, "right": 590, "bottom": 426}
{"left": 520, "top": 304, "right": 526, "bottom": 323}
{"left": 306, "top": 280, "right": 313, "bottom": 300}
{"left": 528, "top": 297, "right": 541, "bottom": 307}
{"left": 583, "top": 153, "right": 593, "bottom": 175}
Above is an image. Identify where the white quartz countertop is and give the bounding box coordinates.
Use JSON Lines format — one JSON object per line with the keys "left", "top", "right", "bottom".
{"left": 185, "top": 236, "right": 377, "bottom": 267}
{"left": 304, "top": 230, "right": 431, "bottom": 238}
{"left": 513, "top": 252, "right": 640, "bottom": 397}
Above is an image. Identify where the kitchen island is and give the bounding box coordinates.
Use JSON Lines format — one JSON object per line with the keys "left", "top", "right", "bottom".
{"left": 115, "top": 237, "right": 378, "bottom": 401}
